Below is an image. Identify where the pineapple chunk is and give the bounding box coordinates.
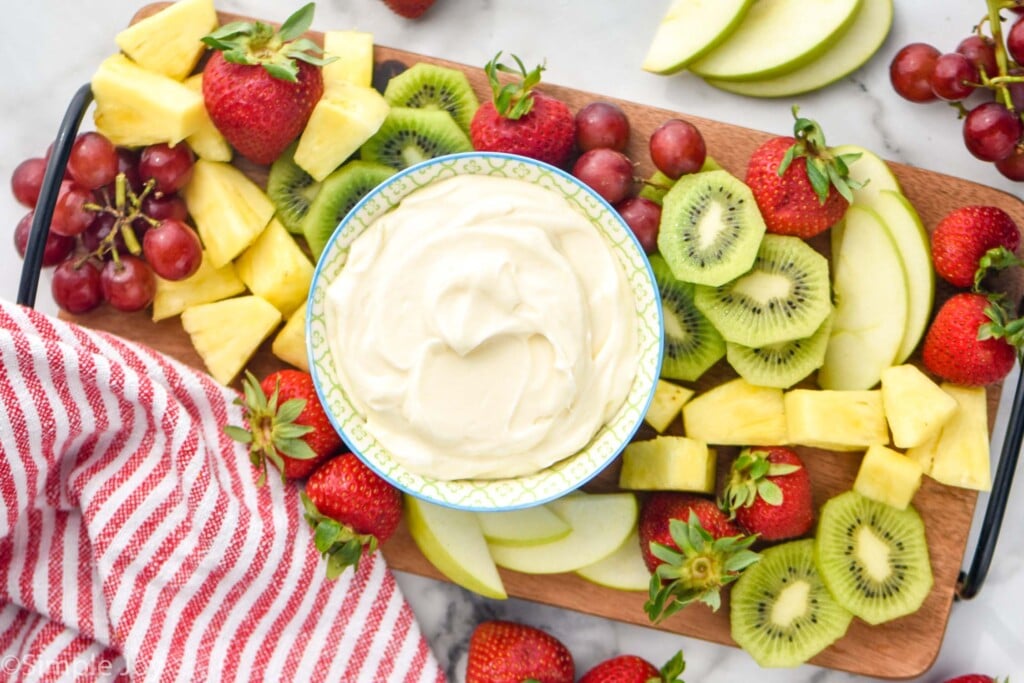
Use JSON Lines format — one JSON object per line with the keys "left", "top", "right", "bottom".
{"left": 183, "top": 74, "right": 232, "bottom": 162}
{"left": 854, "top": 444, "right": 923, "bottom": 510}
{"left": 183, "top": 159, "right": 275, "bottom": 267}
{"left": 923, "top": 384, "right": 991, "bottom": 491}
{"left": 881, "top": 365, "right": 958, "bottom": 448}
{"left": 294, "top": 83, "right": 390, "bottom": 182}
{"left": 152, "top": 251, "right": 245, "bottom": 321}
{"left": 114, "top": 0, "right": 217, "bottom": 80}
{"left": 272, "top": 302, "right": 309, "bottom": 371}
{"left": 181, "top": 296, "right": 281, "bottom": 385}
{"left": 619, "top": 436, "right": 716, "bottom": 493}
{"left": 785, "top": 389, "right": 888, "bottom": 451}
{"left": 682, "top": 378, "right": 788, "bottom": 445}
{"left": 92, "top": 54, "right": 205, "bottom": 147}
{"left": 322, "top": 30, "right": 375, "bottom": 88}
{"left": 905, "top": 432, "right": 938, "bottom": 474}
{"left": 644, "top": 379, "right": 694, "bottom": 433}
{"left": 235, "top": 219, "right": 313, "bottom": 317}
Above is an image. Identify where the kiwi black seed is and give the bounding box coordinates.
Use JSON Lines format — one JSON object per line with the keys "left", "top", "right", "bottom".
{"left": 359, "top": 107, "right": 473, "bottom": 170}
{"left": 301, "top": 160, "right": 395, "bottom": 259}
{"left": 656, "top": 169, "right": 766, "bottom": 286}
{"left": 648, "top": 253, "right": 725, "bottom": 382}
{"left": 694, "top": 234, "right": 831, "bottom": 347}
{"left": 726, "top": 313, "right": 832, "bottom": 389}
{"left": 267, "top": 142, "right": 320, "bottom": 235}
{"left": 814, "top": 491, "right": 933, "bottom": 626}
{"left": 731, "top": 539, "right": 853, "bottom": 668}
{"left": 383, "top": 62, "right": 479, "bottom": 133}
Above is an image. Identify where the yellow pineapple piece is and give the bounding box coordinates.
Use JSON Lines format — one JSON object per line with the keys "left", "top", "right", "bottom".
{"left": 114, "top": 0, "right": 217, "bottom": 80}
{"left": 322, "top": 30, "right": 375, "bottom": 88}
{"left": 784, "top": 389, "right": 888, "bottom": 451}
{"left": 272, "top": 302, "right": 309, "bottom": 371}
{"left": 905, "top": 432, "right": 938, "bottom": 474}
{"left": 92, "top": 54, "right": 205, "bottom": 147}
{"left": 644, "top": 379, "right": 694, "bottom": 433}
{"left": 925, "top": 384, "right": 991, "bottom": 491}
{"left": 181, "top": 296, "right": 281, "bottom": 385}
{"left": 152, "top": 251, "right": 245, "bottom": 321}
{"left": 619, "top": 436, "right": 716, "bottom": 493}
{"left": 854, "top": 444, "right": 923, "bottom": 510}
{"left": 881, "top": 365, "right": 958, "bottom": 448}
{"left": 294, "top": 83, "right": 390, "bottom": 181}
{"left": 235, "top": 219, "right": 314, "bottom": 317}
{"left": 182, "top": 159, "right": 275, "bottom": 267}
{"left": 183, "top": 74, "right": 232, "bottom": 162}
{"left": 682, "top": 378, "right": 788, "bottom": 445}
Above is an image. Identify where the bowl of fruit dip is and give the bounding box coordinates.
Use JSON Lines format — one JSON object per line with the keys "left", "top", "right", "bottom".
{"left": 307, "top": 152, "right": 662, "bottom": 511}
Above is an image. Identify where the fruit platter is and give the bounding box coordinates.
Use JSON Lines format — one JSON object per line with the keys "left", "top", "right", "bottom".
{"left": 11, "top": 0, "right": 1024, "bottom": 679}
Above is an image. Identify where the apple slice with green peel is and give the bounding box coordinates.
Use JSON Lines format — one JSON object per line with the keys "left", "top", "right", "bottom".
{"left": 405, "top": 496, "right": 507, "bottom": 600}
{"left": 704, "top": 0, "right": 893, "bottom": 97}
{"left": 689, "top": 0, "right": 862, "bottom": 82}
{"left": 831, "top": 144, "right": 902, "bottom": 205}
{"left": 487, "top": 493, "right": 638, "bottom": 574}
{"left": 642, "top": 0, "right": 754, "bottom": 75}
{"left": 576, "top": 530, "right": 651, "bottom": 592}
{"left": 475, "top": 506, "right": 571, "bottom": 547}
{"left": 819, "top": 205, "right": 909, "bottom": 390}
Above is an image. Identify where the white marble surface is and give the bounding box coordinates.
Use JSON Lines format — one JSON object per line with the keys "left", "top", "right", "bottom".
{"left": 2, "top": 1, "right": 1024, "bottom": 681}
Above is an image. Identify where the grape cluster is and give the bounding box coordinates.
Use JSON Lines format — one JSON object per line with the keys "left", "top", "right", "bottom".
{"left": 10, "top": 131, "right": 203, "bottom": 314}
{"left": 890, "top": 1, "right": 1024, "bottom": 180}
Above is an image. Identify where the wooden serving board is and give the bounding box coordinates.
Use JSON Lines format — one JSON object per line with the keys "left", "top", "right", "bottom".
{"left": 61, "top": 5, "right": 1024, "bottom": 679}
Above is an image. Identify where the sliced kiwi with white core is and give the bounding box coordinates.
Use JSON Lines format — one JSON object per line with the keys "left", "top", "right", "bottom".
{"left": 267, "top": 143, "right": 320, "bottom": 234}
{"left": 814, "top": 490, "right": 933, "bottom": 625}
{"left": 731, "top": 539, "right": 853, "bottom": 668}
{"left": 726, "top": 313, "right": 832, "bottom": 389}
{"left": 359, "top": 107, "right": 473, "bottom": 170}
{"left": 384, "top": 62, "right": 479, "bottom": 133}
{"left": 301, "top": 161, "right": 395, "bottom": 259}
{"left": 657, "top": 169, "right": 765, "bottom": 287}
{"left": 694, "top": 234, "right": 831, "bottom": 347}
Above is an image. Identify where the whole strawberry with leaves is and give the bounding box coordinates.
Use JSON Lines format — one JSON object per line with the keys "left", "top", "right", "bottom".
{"left": 721, "top": 446, "right": 813, "bottom": 541}
{"left": 201, "top": 3, "right": 333, "bottom": 164}
{"left": 302, "top": 453, "right": 402, "bottom": 578}
{"left": 930, "top": 205, "right": 1021, "bottom": 288}
{"left": 465, "top": 620, "right": 574, "bottom": 683}
{"left": 578, "top": 650, "right": 686, "bottom": 683}
{"left": 469, "top": 52, "right": 576, "bottom": 168}
{"left": 745, "top": 106, "right": 860, "bottom": 238}
{"left": 922, "top": 292, "right": 1022, "bottom": 385}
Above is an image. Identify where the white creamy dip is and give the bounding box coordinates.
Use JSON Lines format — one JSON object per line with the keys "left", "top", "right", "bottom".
{"left": 325, "top": 174, "right": 639, "bottom": 480}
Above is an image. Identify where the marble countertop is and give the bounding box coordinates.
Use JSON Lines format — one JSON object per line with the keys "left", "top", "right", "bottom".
{"left": 3, "top": 1, "right": 1023, "bottom": 681}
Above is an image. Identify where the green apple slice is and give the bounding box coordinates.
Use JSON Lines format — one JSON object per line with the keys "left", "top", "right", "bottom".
{"left": 476, "top": 506, "right": 571, "bottom": 547}
{"left": 689, "top": 0, "right": 862, "bottom": 82}
{"left": 576, "top": 529, "right": 651, "bottom": 592}
{"left": 819, "top": 205, "right": 909, "bottom": 390}
{"left": 643, "top": 0, "right": 754, "bottom": 75}
{"left": 703, "top": 0, "right": 893, "bottom": 96}
{"left": 831, "top": 144, "right": 902, "bottom": 205}
{"left": 487, "top": 493, "right": 638, "bottom": 574}
{"left": 405, "top": 496, "right": 507, "bottom": 599}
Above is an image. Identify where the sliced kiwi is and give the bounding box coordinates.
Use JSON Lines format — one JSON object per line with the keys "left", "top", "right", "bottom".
{"left": 301, "top": 160, "right": 395, "bottom": 259}
{"left": 694, "top": 234, "right": 831, "bottom": 347}
{"left": 814, "top": 491, "right": 933, "bottom": 626}
{"left": 726, "top": 313, "right": 832, "bottom": 389}
{"left": 731, "top": 539, "right": 853, "bottom": 668}
{"left": 359, "top": 107, "right": 473, "bottom": 171}
{"left": 649, "top": 253, "right": 725, "bottom": 382}
{"left": 267, "top": 143, "right": 321, "bottom": 234}
{"left": 657, "top": 169, "right": 766, "bottom": 287}
{"left": 383, "top": 62, "right": 479, "bottom": 133}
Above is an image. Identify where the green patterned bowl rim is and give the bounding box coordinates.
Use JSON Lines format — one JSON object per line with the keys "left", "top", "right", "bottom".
{"left": 307, "top": 152, "right": 663, "bottom": 511}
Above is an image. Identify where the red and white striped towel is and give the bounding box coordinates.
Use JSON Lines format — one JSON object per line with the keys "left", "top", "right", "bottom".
{"left": 0, "top": 300, "right": 445, "bottom": 682}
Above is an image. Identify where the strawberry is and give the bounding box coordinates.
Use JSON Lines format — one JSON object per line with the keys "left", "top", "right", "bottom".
{"left": 578, "top": 650, "right": 686, "bottom": 683}
{"left": 942, "top": 676, "right": 1005, "bottom": 683}
{"left": 225, "top": 370, "right": 342, "bottom": 484}
{"left": 720, "top": 446, "right": 813, "bottom": 541}
{"left": 638, "top": 493, "right": 759, "bottom": 622}
{"left": 469, "top": 53, "right": 576, "bottom": 168}
{"left": 200, "top": 4, "right": 332, "bottom": 165}
{"left": 465, "top": 620, "right": 574, "bottom": 683}
{"left": 922, "top": 292, "right": 1022, "bottom": 385}
{"left": 302, "top": 453, "right": 402, "bottom": 578}
{"left": 381, "top": 0, "right": 436, "bottom": 18}
{"left": 745, "top": 106, "right": 860, "bottom": 238}
{"left": 930, "top": 205, "right": 1021, "bottom": 288}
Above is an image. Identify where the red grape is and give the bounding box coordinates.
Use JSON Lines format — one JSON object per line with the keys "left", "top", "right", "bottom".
{"left": 139, "top": 143, "right": 195, "bottom": 194}
{"left": 100, "top": 255, "right": 156, "bottom": 312}
{"left": 143, "top": 219, "right": 203, "bottom": 281}
{"left": 141, "top": 194, "right": 189, "bottom": 223}
{"left": 930, "top": 53, "right": 977, "bottom": 101}
{"left": 52, "top": 258, "right": 103, "bottom": 314}
{"left": 890, "top": 43, "right": 941, "bottom": 103}
{"left": 615, "top": 197, "right": 661, "bottom": 253}
{"left": 116, "top": 147, "right": 143, "bottom": 194}
{"left": 572, "top": 148, "right": 634, "bottom": 205}
{"left": 963, "top": 102, "right": 1023, "bottom": 161}
{"left": 957, "top": 35, "right": 997, "bottom": 79}
{"left": 1009, "top": 18, "right": 1024, "bottom": 65}
{"left": 81, "top": 213, "right": 129, "bottom": 259}
{"left": 996, "top": 145, "right": 1024, "bottom": 180}
{"left": 14, "top": 211, "right": 74, "bottom": 266}
{"left": 51, "top": 184, "right": 96, "bottom": 236}
{"left": 649, "top": 119, "right": 706, "bottom": 180}
{"left": 574, "top": 101, "right": 630, "bottom": 152}
{"left": 67, "top": 132, "right": 119, "bottom": 190}
{"left": 11, "top": 157, "right": 47, "bottom": 208}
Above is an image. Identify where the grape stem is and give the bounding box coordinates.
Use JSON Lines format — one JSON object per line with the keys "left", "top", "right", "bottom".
{"left": 988, "top": 0, "right": 1018, "bottom": 111}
